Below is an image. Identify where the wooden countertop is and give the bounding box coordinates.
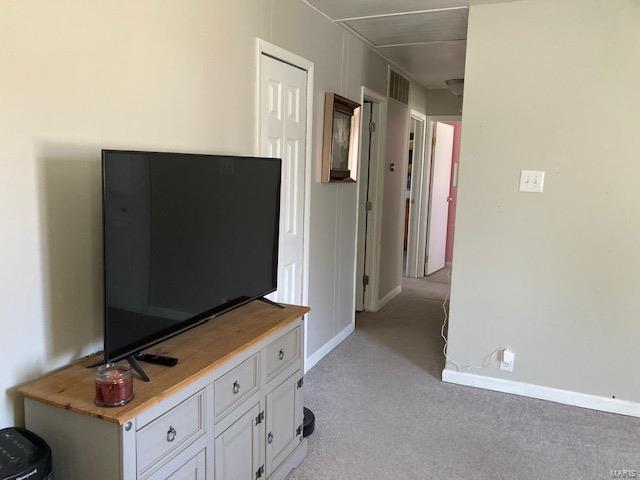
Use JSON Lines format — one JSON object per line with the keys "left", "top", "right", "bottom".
{"left": 19, "top": 301, "right": 310, "bottom": 425}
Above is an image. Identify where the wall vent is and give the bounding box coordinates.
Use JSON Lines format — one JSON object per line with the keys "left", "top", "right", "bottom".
{"left": 389, "top": 69, "right": 410, "bottom": 105}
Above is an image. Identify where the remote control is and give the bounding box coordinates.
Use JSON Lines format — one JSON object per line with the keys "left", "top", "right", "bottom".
{"left": 134, "top": 353, "right": 179, "bottom": 367}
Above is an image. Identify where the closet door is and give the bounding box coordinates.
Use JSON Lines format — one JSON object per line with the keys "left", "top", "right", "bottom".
{"left": 259, "top": 54, "right": 307, "bottom": 305}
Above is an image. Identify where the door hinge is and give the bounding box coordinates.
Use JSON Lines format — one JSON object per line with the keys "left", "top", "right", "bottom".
{"left": 365, "top": 200, "right": 373, "bottom": 211}
{"left": 256, "top": 465, "right": 264, "bottom": 479}
{"left": 296, "top": 424, "right": 303, "bottom": 436}
{"left": 362, "top": 275, "right": 370, "bottom": 286}
{"left": 297, "top": 377, "right": 304, "bottom": 389}
{"left": 369, "top": 121, "right": 376, "bottom": 133}
{"left": 255, "top": 411, "right": 264, "bottom": 425}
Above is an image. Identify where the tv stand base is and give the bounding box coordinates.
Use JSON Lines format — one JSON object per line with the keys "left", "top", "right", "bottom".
{"left": 126, "top": 355, "right": 150, "bottom": 382}
{"left": 257, "top": 296, "right": 285, "bottom": 309}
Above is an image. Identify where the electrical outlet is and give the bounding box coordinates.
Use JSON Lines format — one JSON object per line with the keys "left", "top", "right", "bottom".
{"left": 500, "top": 348, "right": 515, "bottom": 372}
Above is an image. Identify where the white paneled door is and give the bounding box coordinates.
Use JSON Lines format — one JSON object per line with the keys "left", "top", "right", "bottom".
{"left": 259, "top": 54, "right": 307, "bottom": 305}
{"left": 425, "top": 122, "right": 454, "bottom": 275}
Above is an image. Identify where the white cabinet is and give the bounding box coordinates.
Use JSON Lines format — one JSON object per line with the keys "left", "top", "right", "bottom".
{"left": 265, "top": 374, "right": 303, "bottom": 476}
{"left": 214, "top": 403, "right": 262, "bottom": 480}
{"left": 22, "top": 309, "right": 308, "bottom": 480}
{"left": 167, "top": 450, "right": 206, "bottom": 480}
{"left": 146, "top": 448, "right": 207, "bottom": 480}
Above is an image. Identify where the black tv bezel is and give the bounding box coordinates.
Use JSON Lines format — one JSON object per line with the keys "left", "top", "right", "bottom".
{"left": 101, "top": 149, "right": 282, "bottom": 364}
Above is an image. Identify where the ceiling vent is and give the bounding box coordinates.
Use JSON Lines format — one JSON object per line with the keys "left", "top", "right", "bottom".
{"left": 389, "top": 69, "right": 410, "bottom": 105}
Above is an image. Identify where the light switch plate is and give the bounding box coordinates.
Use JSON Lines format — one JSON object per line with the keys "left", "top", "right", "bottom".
{"left": 519, "top": 170, "right": 545, "bottom": 193}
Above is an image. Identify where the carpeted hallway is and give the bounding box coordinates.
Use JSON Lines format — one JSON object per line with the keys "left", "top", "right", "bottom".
{"left": 287, "top": 273, "right": 640, "bottom": 479}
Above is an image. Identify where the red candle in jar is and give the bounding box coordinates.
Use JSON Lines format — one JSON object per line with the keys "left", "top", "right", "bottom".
{"left": 95, "top": 363, "right": 134, "bottom": 407}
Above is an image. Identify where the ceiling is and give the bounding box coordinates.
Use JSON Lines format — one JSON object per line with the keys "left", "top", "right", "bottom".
{"left": 305, "top": 0, "right": 468, "bottom": 89}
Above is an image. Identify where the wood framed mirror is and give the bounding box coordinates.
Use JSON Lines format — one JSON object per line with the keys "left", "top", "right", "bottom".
{"left": 321, "top": 93, "right": 361, "bottom": 183}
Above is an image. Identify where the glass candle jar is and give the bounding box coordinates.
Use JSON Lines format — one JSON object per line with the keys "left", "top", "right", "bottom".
{"left": 95, "top": 363, "right": 134, "bottom": 407}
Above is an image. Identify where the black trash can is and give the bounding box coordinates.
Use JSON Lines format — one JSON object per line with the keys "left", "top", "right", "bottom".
{"left": 0, "top": 427, "right": 53, "bottom": 480}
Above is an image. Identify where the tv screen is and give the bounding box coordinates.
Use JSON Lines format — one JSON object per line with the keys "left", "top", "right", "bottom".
{"left": 102, "top": 150, "right": 281, "bottom": 362}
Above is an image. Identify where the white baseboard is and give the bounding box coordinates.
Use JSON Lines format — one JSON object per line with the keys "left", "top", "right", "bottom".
{"left": 442, "top": 369, "right": 640, "bottom": 418}
{"left": 304, "top": 323, "right": 355, "bottom": 373}
{"left": 372, "top": 285, "right": 401, "bottom": 312}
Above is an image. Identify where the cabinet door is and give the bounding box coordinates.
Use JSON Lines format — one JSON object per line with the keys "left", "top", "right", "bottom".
{"left": 265, "top": 374, "right": 303, "bottom": 476}
{"left": 145, "top": 447, "right": 206, "bottom": 480}
{"left": 214, "top": 403, "right": 261, "bottom": 480}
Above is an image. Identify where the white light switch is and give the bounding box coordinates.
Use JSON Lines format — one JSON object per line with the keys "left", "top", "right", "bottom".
{"left": 519, "top": 170, "right": 545, "bottom": 193}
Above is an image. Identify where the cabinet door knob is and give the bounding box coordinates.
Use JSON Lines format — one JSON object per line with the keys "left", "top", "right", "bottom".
{"left": 267, "top": 432, "right": 273, "bottom": 444}
{"left": 232, "top": 381, "right": 240, "bottom": 394}
{"left": 278, "top": 349, "right": 284, "bottom": 361}
{"left": 167, "top": 426, "right": 177, "bottom": 443}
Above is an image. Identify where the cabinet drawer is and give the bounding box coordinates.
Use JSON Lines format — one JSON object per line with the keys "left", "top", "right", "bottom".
{"left": 137, "top": 390, "right": 206, "bottom": 475}
{"left": 214, "top": 354, "right": 260, "bottom": 421}
{"left": 264, "top": 327, "right": 300, "bottom": 382}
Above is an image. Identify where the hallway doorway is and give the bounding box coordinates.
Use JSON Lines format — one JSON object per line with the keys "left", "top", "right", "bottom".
{"left": 403, "top": 111, "right": 427, "bottom": 278}
{"left": 355, "top": 87, "right": 386, "bottom": 312}
{"left": 422, "top": 117, "right": 462, "bottom": 276}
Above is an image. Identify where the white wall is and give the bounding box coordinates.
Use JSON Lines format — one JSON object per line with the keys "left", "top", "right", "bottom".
{"left": 447, "top": 0, "right": 640, "bottom": 402}
{"left": 0, "top": 0, "right": 428, "bottom": 427}
{"left": 377, "top": 99, "right": 410, "bottom": 300}
{"left": 426, "top": 88, "right": 461, "bottom": 115}
{"left": 376, "top": 80, "right": 428, "bottom": 303}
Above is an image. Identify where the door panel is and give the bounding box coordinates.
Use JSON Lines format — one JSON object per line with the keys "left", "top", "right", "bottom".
{"left": 426, "top": 122, "right": 454, "bottom": 275}
{"left": 260, "top": 55, "right": 307, "bottom": 305}
{"left": 356, "top": 102, "right": 373, "bottom": 311}
{"left": 214, "top": 403, "right": 261, "bottom": 480}
{"left": 265, "top": 375, "right": 302, "bottom": 476}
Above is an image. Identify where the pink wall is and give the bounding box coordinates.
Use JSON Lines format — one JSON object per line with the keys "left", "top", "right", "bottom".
{"left": 444, "top": 121, "right": 462, "bottom": 263}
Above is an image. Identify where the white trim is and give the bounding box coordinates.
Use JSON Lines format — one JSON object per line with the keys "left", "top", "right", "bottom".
{"left": 442, "top": 370, "right": 640, "bottom": 418}
{"left": 335, "top": 6, "right": 468, "bottom": 22}
{"left": 377, "top": 39, "right": 466, "bottom": 48}
{"left": 256, "top": 38, "right": 315, "bottom": 366}
{"left": 418, "top": 115, "right": 462, "bottom": 276}
{"left": 372, "top": 285, "right": 401, "bottom": 312}
{"left": 304, "top": 323, "right": 355, "bottom": 373}
{"left": 405, "top": 109, "right": 428, "bottom": 278}
{"left": 362, "top": 85, "right": 386, "bottom": 104}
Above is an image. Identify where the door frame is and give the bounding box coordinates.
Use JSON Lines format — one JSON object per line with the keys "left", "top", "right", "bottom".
{"left": 354, "top": 86, "right": 387, "bottom": 312}
{"left": 255, "top": 38, "right": 314, "bottom": 354}
{"left": 404, "top": 110, "right": 427, "bottom": 278}
{"left": 417, "top": 114, "right": 462, "bottom": 276}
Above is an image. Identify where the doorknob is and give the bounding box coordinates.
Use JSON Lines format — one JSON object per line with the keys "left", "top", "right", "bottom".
{"left": 447, "top": 196, "right": 453, "bottom": 203}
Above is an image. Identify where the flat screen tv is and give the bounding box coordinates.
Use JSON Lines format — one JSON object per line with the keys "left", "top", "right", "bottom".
{"left": 102, "top": 150, "right": 281, "bottom": 364}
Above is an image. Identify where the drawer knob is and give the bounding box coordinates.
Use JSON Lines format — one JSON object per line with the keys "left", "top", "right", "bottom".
{"left": 267, "top": 432, "right": 273, "bottom": 444}
{"left": 232, "top": 381, "right": 240, "bottom": 394}
{"left": 278, "top": 349, "right": 285, "bottom": 361}
{"left": 167, "top": 426, "right": 177, "bottom": 443}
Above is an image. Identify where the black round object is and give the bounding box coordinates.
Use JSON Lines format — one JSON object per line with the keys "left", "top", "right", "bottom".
{"left": 0, "top": 428, "right": 53, "bottom": 480}
{"left": 303, "top": 407, "right": 315, "bottom": 438}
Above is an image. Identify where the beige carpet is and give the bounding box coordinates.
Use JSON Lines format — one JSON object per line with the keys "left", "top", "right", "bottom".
{"left": 287, "top": 273, "right": 640, "bottom": 479}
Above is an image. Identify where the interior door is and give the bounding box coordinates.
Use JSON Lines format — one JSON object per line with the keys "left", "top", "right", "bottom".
{"left": 214, "top": 403, "right": 262, "bottom": 480}
{"left": 405, "top": 116, "right": 425, "bottom": 278}
{"left": 355, "top": 101, "right": 373, "bottom": 311}
{"left": 259, "top": 54, "right": 307, "bottom": 305}
{"left": 425, "top": 122, "right": 454, "bottom": 275}
{"left": 265, "top": 374, "right": 303, "bottom": 476}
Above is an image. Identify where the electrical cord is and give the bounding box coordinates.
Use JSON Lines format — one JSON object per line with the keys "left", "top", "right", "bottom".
{"left": 440, "top": 268, "right": 507, "bottom": 372}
